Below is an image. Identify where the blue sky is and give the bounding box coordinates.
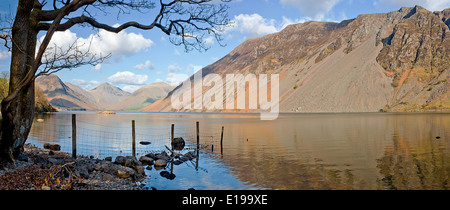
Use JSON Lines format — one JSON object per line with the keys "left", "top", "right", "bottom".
{"left": 1, "top": 0, "right": 449, "bottom": 93}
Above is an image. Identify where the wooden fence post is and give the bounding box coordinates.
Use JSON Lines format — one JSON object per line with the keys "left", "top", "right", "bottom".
{"left": 72, "top": 114, "right": 77, "bottom": 159}
{"left": 220, "top": 126, "right": 224, "bottom": 155}
{"left": 196, "top": 121, "right": 200, "bottom": 149}
{"left": 171, "top": 124, "right": 174, "bottom": 150}
{"left": 132, "top": 120, "right": 136, "bottom": 157}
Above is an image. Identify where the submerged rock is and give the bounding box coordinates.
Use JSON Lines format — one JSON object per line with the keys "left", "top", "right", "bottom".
{"left": 160, "top": 171, "right": 176, "bottom": 180}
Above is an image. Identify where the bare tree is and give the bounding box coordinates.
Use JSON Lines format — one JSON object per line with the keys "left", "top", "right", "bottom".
{"left": 0, "top": 0, "right": 231, "bottom": 167}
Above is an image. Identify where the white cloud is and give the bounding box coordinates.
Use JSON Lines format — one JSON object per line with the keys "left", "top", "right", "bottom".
{"left": 373, "top": 0, "right": 450, "bottom": 11}
{"left": 122, "top": 85, "right": 143, "bottom": 93}
{"left": 204, "top": 36, "right": 215, "bottom": 45}
{"left": 280, "top": 16, "right": 309, "bottom": 30}
{"left": 39, "top": 29, "right": 153, "bottom": 62}
{"left": 187, "top": 64, "right": 203, "bottom": 74}
{"left": 108, "top": 71, "right": 148, "bottom": 85}
{"left": 174, "top": 49, "right": 181, "bottom": 56}
{"left": 168, "top": 64, "right": 183, "bottom": 73}
{"left": 92, "top": 64, "right": 102, "bottom": 71}
{"left": 231, "top": 13, "right": 278, "bottom": 38}
{"left": 280, "top": 0, "right": 340, "bottom": 21}
{"left": 0, "top": 50, "right": 10, "bottom": 61}
{"left": 134, "top": 60, "right": 155, "bottom": 70}
{"left": 228, "top": 13, "right": 309, "bottom": 39}
{"left": 165, "top": 73, "right": 189, "bottom": 86}
{"left": 71, "top": 79, "right": 100, "bottom": 90}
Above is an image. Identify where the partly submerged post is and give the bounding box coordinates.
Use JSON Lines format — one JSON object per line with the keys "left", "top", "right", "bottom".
{"left": 72, "top": 114, "right": 77, "bottom": 159}
{"left": 196, "top": 121, "right": 200, "bottom": 170}
{"left": 171, "top": 124, "right": 174, "bottom": 150}
{"left": 196, "top": 121, "right": 200, "bottom": 149}
{"left": 220, "top": 126, "right": 224, "bottom": 155}
{"left": 132, "top": 120, "right": 136, "bottom": 157}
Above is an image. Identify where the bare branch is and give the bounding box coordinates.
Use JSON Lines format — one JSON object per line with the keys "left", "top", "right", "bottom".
{"left": 37, "top": 36, "right": 110, "bottom": 77}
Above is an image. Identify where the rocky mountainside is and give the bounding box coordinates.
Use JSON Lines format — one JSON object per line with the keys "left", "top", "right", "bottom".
{"left": 89, "top": 83, "right": 130, "bottom": 110}
{"left": 142, "top": 6, "right": 449, "bottom": 113}
{"left": 113, "top": 82, "right": 175, "bottom": 111}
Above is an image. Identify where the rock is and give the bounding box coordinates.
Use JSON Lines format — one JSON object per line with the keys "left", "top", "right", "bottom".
{"left": 181, "top": 151, "right": 197, "bottom": 160}
{"left": 154, "top": 159, "right": 167, "bottom": 167}
{"left": 48, "top": 158, "right": 64, "bottom": 165}
{"left": 124, "top": 156, "right": 141, "bottom": 168}
{"left": 160, "top": 171, "right": 176, "bottom": 180}
{"left": 135, "top": 166, "right": 145, "bottom": 176}
{"left": 101, "top": 161, "right": 137, "bottom": 179}
{"left": 116, "top": 169, "right": 133, "bottom": 179}
{"left": 104, "top": 157, "right": 112, "bottom": 161}
{"left": 114, "top": 156, "right": 126, "bottom": 165}
{"left": 156, "top": 151, "right": 170, "bottom": 161}
{"left": 16, "top": 154, "right": 28, "bottom": 162}
{"left": 145, "top": 153, "right": 157, "bottom": 159}
{"left": 37, "top": 119, "right": 44, "bottom": 123}
{"left": 139, "top": 156, "right": 154, "bottom": 165}
{"left": 77, "top": 167, "right": 90, "bottom": 179}
{"left": 43, "top": 143, "right": 61, "bottom": 151}
{"left": 42, "top": 186, "right": 51, "bottom": 190}
{"left": 173, "top": 160, "right": 183, "bottom": 165}
{"left": 172, "top": 137, "right": 185, "bottom": 150}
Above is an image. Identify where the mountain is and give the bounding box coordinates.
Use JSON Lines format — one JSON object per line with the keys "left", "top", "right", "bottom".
{"left": 36, "top": 74, "right": 173, "bottom": 111}
{"left": 89, "top": 83, "right": 130, "bottom": 110}
{"left": 113, "top": 82, "right": 175, "bottom": 111}
{"left": 141, "top": 6, "right": 450, "bottom": 113}
{"left": 35, "top": 74, "right": 99, "bottom": 110}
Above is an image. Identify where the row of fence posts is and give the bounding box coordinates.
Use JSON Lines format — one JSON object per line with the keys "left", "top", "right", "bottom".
{"left": 70, "top": 114, "right": 224, "bottom": 159}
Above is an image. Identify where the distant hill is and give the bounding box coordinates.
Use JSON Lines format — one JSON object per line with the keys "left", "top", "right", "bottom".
{"left": 142, "top": 6, "right": 450, "bottom": 113}
{"left": 36, "top": 74, "right": 98, "bottom": 110}
{"left": 89, "top": 83, "right": 130, "bottom": 110}
{"left": 113, "top": 82, "right": 175, "bottom": 111}
{"left": 35, "top": 74, "right": 174, "bottom": 111}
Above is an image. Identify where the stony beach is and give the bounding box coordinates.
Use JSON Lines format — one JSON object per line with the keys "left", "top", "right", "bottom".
{"left": 0, "top": 144, "right": 146, "bottom": 190}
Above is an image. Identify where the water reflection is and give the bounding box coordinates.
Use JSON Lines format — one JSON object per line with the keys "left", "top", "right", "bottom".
{"left": 28, "top": 112, "right": 449, "bottom": 190}
{"left": 215, "top": 113, "right": 449, "bottom": 190}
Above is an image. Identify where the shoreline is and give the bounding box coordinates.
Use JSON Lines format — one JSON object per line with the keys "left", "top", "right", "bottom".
{"left": 0, "top": 144, "right": 145, "bottom": 190}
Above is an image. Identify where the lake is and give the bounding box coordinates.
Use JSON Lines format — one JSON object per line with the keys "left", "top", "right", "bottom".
{"left": 28, "top": 111, "right": 450, "bottom": 190}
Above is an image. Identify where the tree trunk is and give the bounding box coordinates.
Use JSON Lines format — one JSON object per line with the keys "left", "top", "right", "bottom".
{"left": 0, "top": 0, "right": 36, "bottom": 167}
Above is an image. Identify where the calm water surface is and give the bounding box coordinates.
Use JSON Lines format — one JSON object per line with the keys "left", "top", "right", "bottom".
{"left": 28, "top": 112, "right": 450, "bottom": 190}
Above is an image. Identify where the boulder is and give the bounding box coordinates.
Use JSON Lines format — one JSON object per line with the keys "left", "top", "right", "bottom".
{"left": 154, "top": 159, "right": 167, "bottom": 167}
{"left": 139, "top": 156, "right": 154, "bottom": 165}
{"left": 114, "top": 156, "right": 127, "bottom": 165}
{"left": 100, "top": 161, "right": 137, "bottom": 179}
{"left": 43, "top": 143, "right": 61, "bottom": 151}
{"left": 156, "top": 151, "right": 170, "bottom": 161}
{"left": 145, "top": 153, "right": 157, "bottom": 159}
{"left": 172, "top": 137, "right": 185, "bottom": 150}
{"left": 134, "top": 166, "right": 145, "bottom": 176}
{"left": 124, "top": 156, "right": 142, "bottom": 168}
{"left": 116, "top": 168, "right": 136, "bottom": 179}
